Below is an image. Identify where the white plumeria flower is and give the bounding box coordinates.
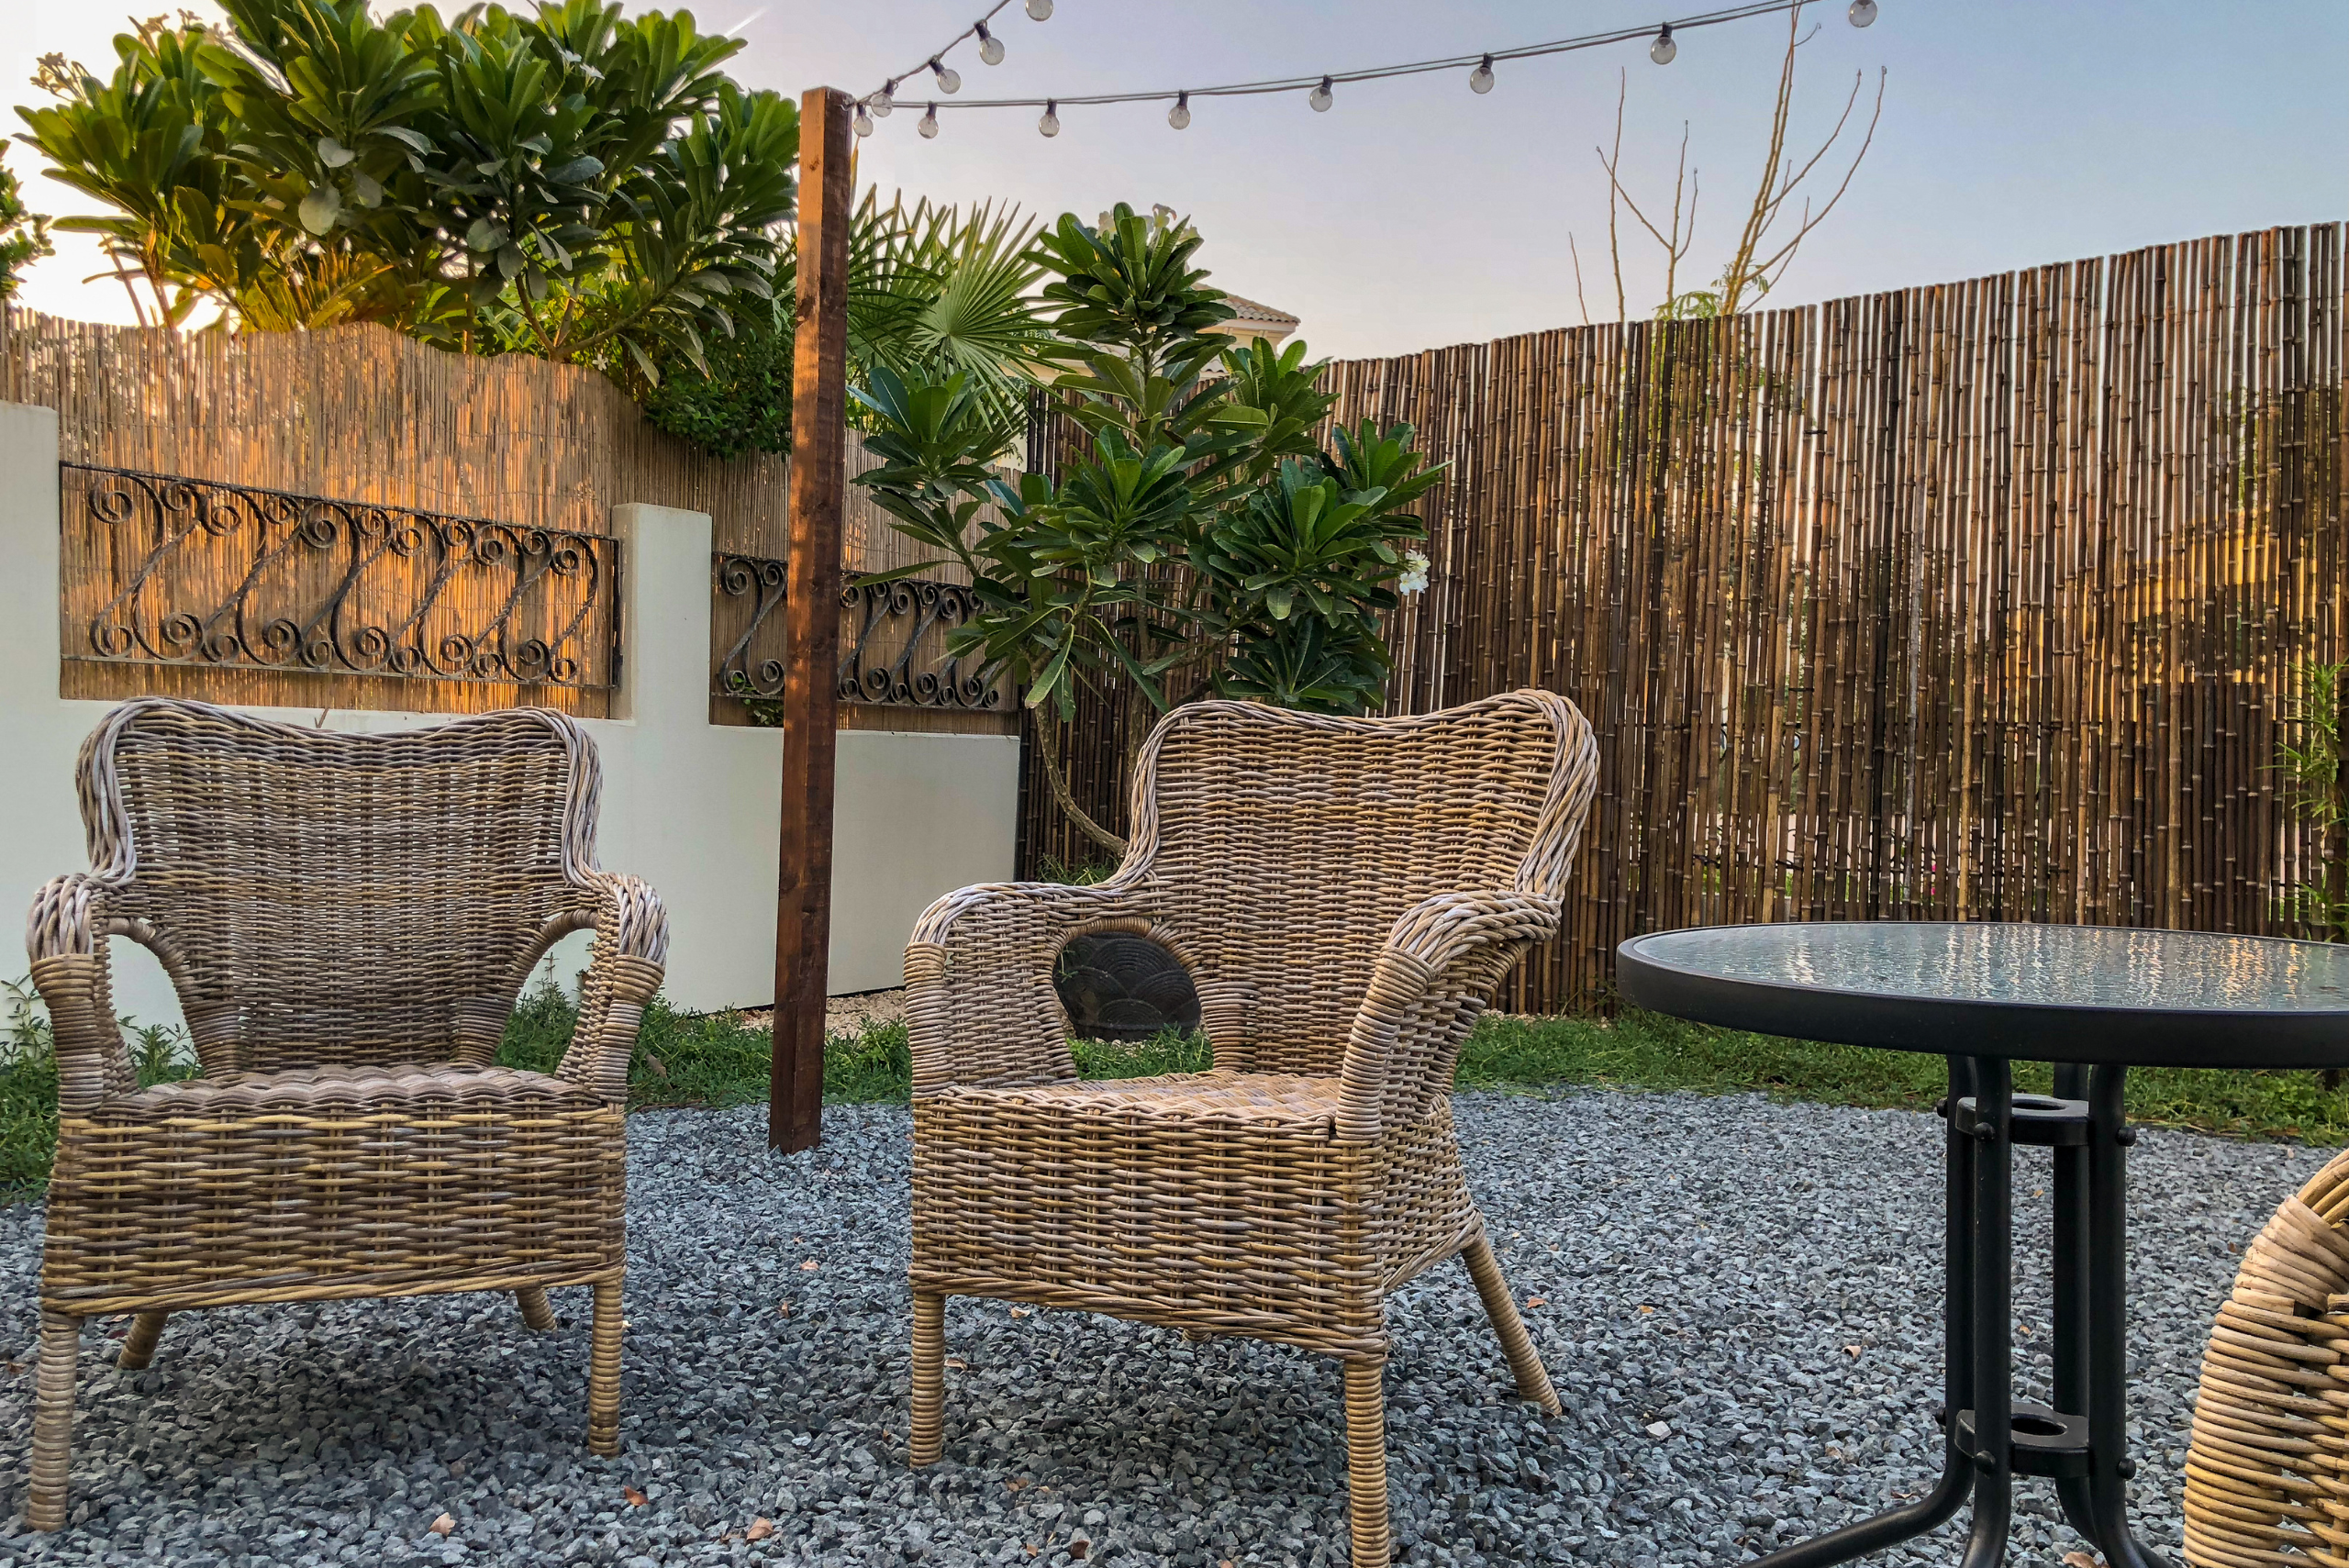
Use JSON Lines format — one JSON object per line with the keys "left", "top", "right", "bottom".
{"left": 1397, "top": 549, "right": 1431, "bottom": 595}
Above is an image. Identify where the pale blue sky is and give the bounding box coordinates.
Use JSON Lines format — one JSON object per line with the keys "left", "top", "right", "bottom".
{"left": 8, "top": 1, "right": 2344, "bottom": 358}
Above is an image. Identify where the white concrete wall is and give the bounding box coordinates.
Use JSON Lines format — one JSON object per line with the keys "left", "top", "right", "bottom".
{"left": 0, "top": 401, "right": 1018, "bottom": 1030}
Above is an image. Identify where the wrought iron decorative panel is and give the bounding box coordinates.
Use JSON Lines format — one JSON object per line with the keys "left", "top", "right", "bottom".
{"left": 712, "top": 552, "right": 1006, "bottom": 710}
{"left": 60, "top": 464, "right": 619, "bottom": 690}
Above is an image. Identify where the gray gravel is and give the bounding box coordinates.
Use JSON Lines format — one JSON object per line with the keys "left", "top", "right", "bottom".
{"left": 0, "top": 1088, "right": 2323, "bottom": 1567}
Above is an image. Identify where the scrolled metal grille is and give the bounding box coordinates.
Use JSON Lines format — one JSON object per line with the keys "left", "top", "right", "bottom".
{"left": 61, "top": 464, "right": 619, "bottom": 690}
{"left": 711, "top": 552, "right": 1005, "bottom": 710}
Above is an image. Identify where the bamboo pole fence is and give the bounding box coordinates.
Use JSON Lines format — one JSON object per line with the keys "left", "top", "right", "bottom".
{"left": 1020, "top": 223, "right": 2349, "bottom": 1014}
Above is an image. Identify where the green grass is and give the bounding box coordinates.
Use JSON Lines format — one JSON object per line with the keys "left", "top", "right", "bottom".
{"left": 6, "top": 974, "right": 2348, "bottom": 1201}
{"left": 1461, "top": 1008, "right": 2349, "bottom": 1142}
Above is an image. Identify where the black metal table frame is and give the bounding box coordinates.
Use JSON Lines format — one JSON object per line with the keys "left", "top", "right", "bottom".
{"left": 1756, "top": 1055, "right": 2170, "bottom": 1568}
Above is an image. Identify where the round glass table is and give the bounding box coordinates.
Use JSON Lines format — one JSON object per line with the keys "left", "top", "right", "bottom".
{"left": 1617, "top": 922, "right": 2349, "bottom": 1568}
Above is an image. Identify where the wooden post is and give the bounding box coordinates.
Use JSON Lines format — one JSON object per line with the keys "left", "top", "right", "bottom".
{"left": 769, "top": 85, "right": 852, "bottom": 1153}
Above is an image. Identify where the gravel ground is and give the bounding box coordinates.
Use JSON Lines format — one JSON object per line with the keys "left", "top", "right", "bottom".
{"left": 0, "top": 1087, "right": 2325, "bottom": 1568}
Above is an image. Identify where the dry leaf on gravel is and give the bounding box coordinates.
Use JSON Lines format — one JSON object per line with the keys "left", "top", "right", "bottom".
{"left": 1525, "top": 1296, "right": 1547, "bottom": 1307}
{"left": 2062, "top": 1554, "right": 2104, "bottom": 1568}
{"left": 745, "top": 1518, "right": 774, "bottom": 1541}
{"left": 623, "top": 1485, "right": 648, "bottom": 1507}
{"left": 800, "top": 1259, "right": 819, "bottom": 1272}
{"left": 429, "top": 1515, "right": 455, "bottom": 1537}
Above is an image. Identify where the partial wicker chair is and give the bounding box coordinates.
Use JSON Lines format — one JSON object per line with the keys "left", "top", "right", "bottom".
{"left": 904, "top": 688, "right": 1600, "bottom": 1567}
{"left": 21, "top": 698, "right": 664, "bottom": 1531}
{"left": 2183, "top": 1146, "right": 2349, "bottom": 1567}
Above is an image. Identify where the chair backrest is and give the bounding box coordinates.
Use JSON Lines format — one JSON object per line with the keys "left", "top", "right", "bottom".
{"left": 1123, "top": 689, "right": 1597, "bottom": 1076}
{"left": 75, "top": 698, "right": 601, "bottom": 1075}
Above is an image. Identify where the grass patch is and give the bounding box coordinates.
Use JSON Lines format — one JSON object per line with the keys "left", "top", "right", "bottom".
{"left": 1461, "top": 1008, "right": 2349, "bottom": 1143}
{"left": 6, "top": 975, "right": 2347, "bottom": 1201}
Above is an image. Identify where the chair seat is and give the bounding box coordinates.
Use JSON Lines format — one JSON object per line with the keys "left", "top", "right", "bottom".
{"left": 46, "top": 1063, "right": 624, "bottom": 1315}
{"left": 93, "top": 1062, "right": 607, "bottom": 1120}
{"left": 933, "top": 1070, "right": 1343, "bottom": 1135}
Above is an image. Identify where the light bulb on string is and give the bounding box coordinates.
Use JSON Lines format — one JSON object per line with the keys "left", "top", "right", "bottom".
{"left": 1308, "top": 75, "right": 1333, "bottom": 112}
{"left": 929, "top": 57, "right": 960, "bottom": 94}
{"left": 974, "top": 21, "right": 1004, "bottom": 64}
{"left": 1038, "top": 98, "right": 1060, "bottom": 136}
{"left": 852, "top": 103, "right": 874, "bottom": 137}
{"left": 1469, "top": 53, "right": 1494, "bottom": 94}
{"left": 1848, "top": 0, "right": 1877, "bottom": 24}
{"left": 1025, "top": 0, "right": 1052, "bottom": 18}
{"left": 1650, "top": 24, "right": 1676, "bottom": 64}
{"left": 1167, "top": 90, "right": 1191, "bottom": 130}
{"left": 871, "top": 80, "right": 896, "bottom": 117}
{"left": 918, "top": 103, "right": 940, "bottom": 139}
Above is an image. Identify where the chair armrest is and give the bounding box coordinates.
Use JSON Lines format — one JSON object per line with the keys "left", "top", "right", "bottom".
{"left": 553, "top": 873, "right": 669, "bottom": 1104}
{"left": 904, "top": 879, "right": 1161, "bottom": 1094}
{"left": 24, "top": 874, "right": 139, "bottom": 1116}
{"left": 1335, "top": 889, "right": 1562, "bottom": 1142}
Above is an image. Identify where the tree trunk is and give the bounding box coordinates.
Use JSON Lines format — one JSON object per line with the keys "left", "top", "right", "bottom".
{"left": 1034, "top": 711, "right": 1127, "bottom": 861}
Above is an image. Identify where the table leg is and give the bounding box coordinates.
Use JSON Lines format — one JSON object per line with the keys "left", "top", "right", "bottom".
{"left": 2049, "top": 1063, "right": 2101, "bottom": 1543}
{"left": 1749, "top": 1053, "right": 2178, "bottom": 1568}
{"left": 1746, "top": 1056, "right": 1980, "bottom": 1567}
{"left": 2080, "top": 1065, "right": 2172, "bottom": 1568}
{"left": 1957, "top": 1057, "right": 2014, "bottom": 1568}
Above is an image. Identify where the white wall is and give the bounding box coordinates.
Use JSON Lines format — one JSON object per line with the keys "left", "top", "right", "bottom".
{"left": 0, "top": 402, "right": 1018, "bottom": 1030}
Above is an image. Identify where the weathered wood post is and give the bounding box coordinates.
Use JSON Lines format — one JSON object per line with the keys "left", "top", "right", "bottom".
{"left": 769, "top": 85, "right": 852, "bottom": 1152}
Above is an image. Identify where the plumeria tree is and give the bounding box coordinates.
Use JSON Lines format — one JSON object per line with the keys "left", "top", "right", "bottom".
{"left": 854, "top": 203, "right": 1439, "bottom": 855}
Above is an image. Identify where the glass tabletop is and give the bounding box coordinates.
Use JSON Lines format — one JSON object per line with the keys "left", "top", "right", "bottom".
{"left": 1629, "top": 922, "right": 2349, "bottom": 1011}
{"left": 1616, "top": 922, "right": 2349, "bottom": 1066}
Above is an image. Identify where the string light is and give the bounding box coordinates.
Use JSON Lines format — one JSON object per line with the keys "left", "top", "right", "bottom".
{"left": 919, "top": 103, "right": 941, "bottom": 138}
{"left": 853, "top": 102, "right": 874, "bottom": 137}
{"left": 864, "top": 0, "right": 1032, "bottom": 120}
{"left": 870, "top": 4, "right": 1864, "bottom": 138}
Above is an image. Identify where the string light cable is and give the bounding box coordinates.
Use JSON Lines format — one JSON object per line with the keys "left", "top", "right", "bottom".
{"left": 858, "top": 0, "right": 1882, "bottom": 139}
{"left": 857, "top": 0, "right": 1052, "bottom": 135}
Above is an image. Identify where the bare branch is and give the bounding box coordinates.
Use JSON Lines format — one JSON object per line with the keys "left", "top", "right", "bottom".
{"left": 1569, "top": 232, "right": 1591, "bottom": 327}
{"left": 1607, "top": 70, "right": 1626, "bottom": 322}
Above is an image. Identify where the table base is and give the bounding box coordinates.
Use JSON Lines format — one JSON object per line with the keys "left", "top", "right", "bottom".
{"left": 1753, "top": 1059, "right": 2173, "bottom": 1568}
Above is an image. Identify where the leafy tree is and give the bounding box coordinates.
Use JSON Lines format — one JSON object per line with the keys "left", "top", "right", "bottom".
{"left": 643, "top": 190, "right": 1058, "bottom": 460}
{"left": 17, "top": 0, "right": 793, "bottom": 380}
{"left": 854, "top": 203, "right": 1439, "bottom": 855}
{"left": 0, "top": 145, "right": 53, "bottom": 299}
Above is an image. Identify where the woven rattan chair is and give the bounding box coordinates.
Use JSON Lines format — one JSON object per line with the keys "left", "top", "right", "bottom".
{"left": 20, "top": 698, "right": 665, "bottom": 1531}
{"left": 904, "top": 688, "right": 1599, "bottom": 1567}
{"left": 2182, "top": 1145, "right": 2349, "bottom": 1567}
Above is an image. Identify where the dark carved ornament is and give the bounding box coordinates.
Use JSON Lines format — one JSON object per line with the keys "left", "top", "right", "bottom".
{"left": 63, "top": 463, "right": 618, "bottom": 690}
{"left": 713, "top": 553, "right": 1006, "bottom": 711}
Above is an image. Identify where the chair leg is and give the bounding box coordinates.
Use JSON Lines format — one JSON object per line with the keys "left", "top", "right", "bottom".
{"left": 117, "top": 1311, "right": 168, "bottom": 1372}
{"left": 515, "top": 1286, "right": 556, "bottom": 1332}
{"left": 28, "top": 1310, "right": 78, "bottom": 1531}
{"left": 909, "top": 1291, "right": 945, "bottom": 1466}
{"left": 1342, "top": 1356, "right": 1392, "bottom": 1568}
{"left": 586, "top": 1277, "right": 621, "bottom": 1457}
{"left": 1463, "top": 1232, "right": 1562, "bottom": 1415}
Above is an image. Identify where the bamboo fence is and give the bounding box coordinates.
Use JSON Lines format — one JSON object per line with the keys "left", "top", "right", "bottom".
{"left": 1021, "top": 223, "right": 2349, "bottom": 1013}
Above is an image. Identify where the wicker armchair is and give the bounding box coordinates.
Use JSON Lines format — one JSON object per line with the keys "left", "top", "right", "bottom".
{"left": 2183, "top": 1145, "right": 2349, "bottom": 1567}
{"left": 905, "top": 688, "right": 1600, "bottom": 1567}
{"left": 21, "top": 698, "right": 664, "bottom": 1531}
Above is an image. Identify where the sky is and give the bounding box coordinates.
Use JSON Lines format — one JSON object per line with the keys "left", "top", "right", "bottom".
{"left": 5, "top": 0, "right": 2344, "bottom": 360}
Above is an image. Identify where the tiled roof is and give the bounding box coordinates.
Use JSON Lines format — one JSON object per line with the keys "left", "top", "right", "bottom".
{"left": 1218, "top": 293, "right": 1299, "bottom": 326}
